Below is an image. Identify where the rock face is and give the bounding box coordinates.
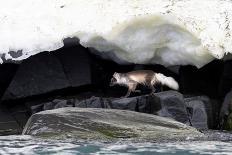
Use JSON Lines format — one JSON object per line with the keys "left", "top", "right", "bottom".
{"left": 2, "top": 45, "right": 92, "bottom": 100}
{"left": 23, "top": 108, "right": 203, "bottom": 142}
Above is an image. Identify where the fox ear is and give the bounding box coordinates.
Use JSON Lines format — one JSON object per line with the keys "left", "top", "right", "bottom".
{"left": 113, "top": 72, "right": 118, "bottom": 77}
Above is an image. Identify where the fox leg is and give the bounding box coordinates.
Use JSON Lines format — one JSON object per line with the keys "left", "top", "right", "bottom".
{"left": 148, "top": 83, "right": 156, "bottom": 94}
{"left": 124, "top": 83, "right": 137, "bottom": 98}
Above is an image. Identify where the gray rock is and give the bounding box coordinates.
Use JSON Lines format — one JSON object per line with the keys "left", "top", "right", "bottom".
{"left": 220, "top": 90, "right": 232, "bottom": 128}
{"left": 184, "top": 96, "right": 215, "bottom": 129}
{"left": 153, "top": 91, "right": 189, "bottom": 124}
{"left": 72, "top": 91, "right": 188, "bottom": 125}
{"left": 22, "top": 108, "right": 203, "bottom": 142}
{"left": 75, "top": 96, "right": 106, "bottom": 108}
{"left": 43, "top": 99, "right": 73, "bottom": 110}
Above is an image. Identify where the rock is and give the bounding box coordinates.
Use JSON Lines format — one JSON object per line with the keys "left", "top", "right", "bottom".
{"left": 2, "top": 52, "right": 70, "bottom": 100}
{"left": 224, "top": 113, "right": 232, "bottom": 131}
{"left": 43, "top": 99, "right": 73, "bottom": 110}
{"left": 0, "top": 105, "right": 21, "bottom": 135}
{"left": 2, "top": 45, "right": 93, "bottom": 101}
{"left": 184, "top": 96, "right": 210, "bottom": 129}
{"left": 22, "top": 108, "right": 203, "bottom": 142}
{"left": 55, "top": 44, "right": 92, "bottom": 87}
{"left": 0, "top": 64, "right": 19, "bottom": 100}
{"left": 153, "top": 91, "right": 189, "bottom": 124}
{"left": 7, "top": 104, "right": 30, "bottom": 129}
{"left": 75, "top": 96, "right": 107, "bottom": 108}
{"left": 69, "top": 91, "right": 188, "bottom": 125}
{"left": 219, "top": 90, "right": 232, "bottom": 129}
{"left": 25, "top": 101, "right": 44, "bottom": 115}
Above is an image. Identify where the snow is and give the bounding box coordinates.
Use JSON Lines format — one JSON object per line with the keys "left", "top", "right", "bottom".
{"left": 0, "top": 0, "right": 232, "bottom": 67}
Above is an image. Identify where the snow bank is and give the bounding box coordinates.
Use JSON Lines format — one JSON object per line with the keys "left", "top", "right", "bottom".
{"left": 0, "top": 0, "right": 232, "bottom": 67}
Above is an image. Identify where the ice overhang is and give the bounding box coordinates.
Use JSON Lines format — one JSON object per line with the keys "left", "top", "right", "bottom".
{"left": 0, "top": 0, "right": 232, "bottom": 67}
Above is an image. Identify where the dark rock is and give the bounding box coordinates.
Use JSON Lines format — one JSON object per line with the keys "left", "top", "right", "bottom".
{"left": 153, "top": 91, "right": 189, "bottom": 124}
{"left": 219, "top": 90, "right": 232, "bottom": 129}
{"left": 0, "top": 106, "right": 21, "bottom": 135}
{"left": 75, "top": 91, "right": 188, "bottom": 124}
{"left": 23, "top": 108, "right": 202, "bottom": 142}
{"left": 2, "top": 52, "right": 70, "bottom": 100}
{"left": 8, "top": 104, "right": 30, "bottom": 129}
{"left": 43, "top": 99, "right": 73, "bottom": 110}
{"left": 224, "top": 113, "right": 232, "bottom": 131}
{"left": 25, "top": 101, "right": 44, "bottom": 114}
{"left": 0, "top": 64, "right": 19, "bottom": 99}
{"left": 55, "top": 45, "right": 91, "bottom": 87}
{"left": 184, "top": 96, "right": 216, "bottom": 129}
{"left": 75, "top": 96, "right": 107, "bottom": 108}
{"left": 109, "top": 97, "right": 138, "bottom": 111}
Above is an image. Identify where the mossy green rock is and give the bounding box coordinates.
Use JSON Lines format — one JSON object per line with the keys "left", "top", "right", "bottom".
{"left": 23, "top": 108, "right": 203, "bottom": 142}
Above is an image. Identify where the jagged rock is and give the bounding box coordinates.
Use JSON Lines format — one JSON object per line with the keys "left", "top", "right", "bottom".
{"left": 72, "top": 91, "right": 188, "bottom": 125}
{"left": 2, "top": 53, "right": 69, "bottom": 100}
{"left": 2, "top": 45, "right": 92, "bottom": 101}
{"left": 43, "top": 99, "right": 73, "bottom": 110}
{"left": 75, "top": 96, "right": 107, "bottom": 108}
{"left": 22, "top": 108, "right": 203, "bottom": 142}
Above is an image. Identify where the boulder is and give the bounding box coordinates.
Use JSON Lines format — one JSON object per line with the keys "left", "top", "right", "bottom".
{"left": 220, "top": 90, "right": 232, "bottom": 129}
{"left": 22, "top": 108, "right": 203, "bottom": 142}
{"left": 184, "top": 96, "right": 213, "bottom": 129}
{"left": 0, "top": 64, "right": 19, "bottom": 99}
{"left": 54, "top": 45, "right": 92, "bottom": 87}
{"left": 38, "top": 91, "right": 188, "bottom": 125}
{"left": 2, "top": 52, "right": 69, "bottom": 100}
{"left": 153, "top": 91, "right": 189, "bottom": 124}
{"left": 2, "top": 45, "right": 92, "bottom": 101}
{"left": 43, "top": 99, "right": 74, "bottom": 110}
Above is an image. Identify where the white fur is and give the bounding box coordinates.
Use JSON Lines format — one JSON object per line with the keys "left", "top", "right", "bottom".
{"left": 154, "top": 73, "right": 179, "bottom": 90}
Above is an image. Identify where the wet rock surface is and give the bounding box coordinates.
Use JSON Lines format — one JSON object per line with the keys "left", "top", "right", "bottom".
{"left": 23, "top": 108, "right": 203, "bottom": 142}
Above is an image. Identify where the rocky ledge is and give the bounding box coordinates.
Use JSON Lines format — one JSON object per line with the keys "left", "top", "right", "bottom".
{"left": 22, "top": 108, "right": 203, "bottom": 142}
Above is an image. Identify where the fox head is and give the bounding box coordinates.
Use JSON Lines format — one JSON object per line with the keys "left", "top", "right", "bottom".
{"left": 109, "top": 72, "right": 121, "bottom": 86}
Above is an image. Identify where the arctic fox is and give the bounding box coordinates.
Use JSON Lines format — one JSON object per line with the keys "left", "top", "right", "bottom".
{"left": 110, "top": 70, "right": 179, "bottom": 97}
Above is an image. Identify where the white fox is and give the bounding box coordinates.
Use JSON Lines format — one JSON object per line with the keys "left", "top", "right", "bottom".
{"left": 110, "top": 70, "right": 179, "bottom": 97}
